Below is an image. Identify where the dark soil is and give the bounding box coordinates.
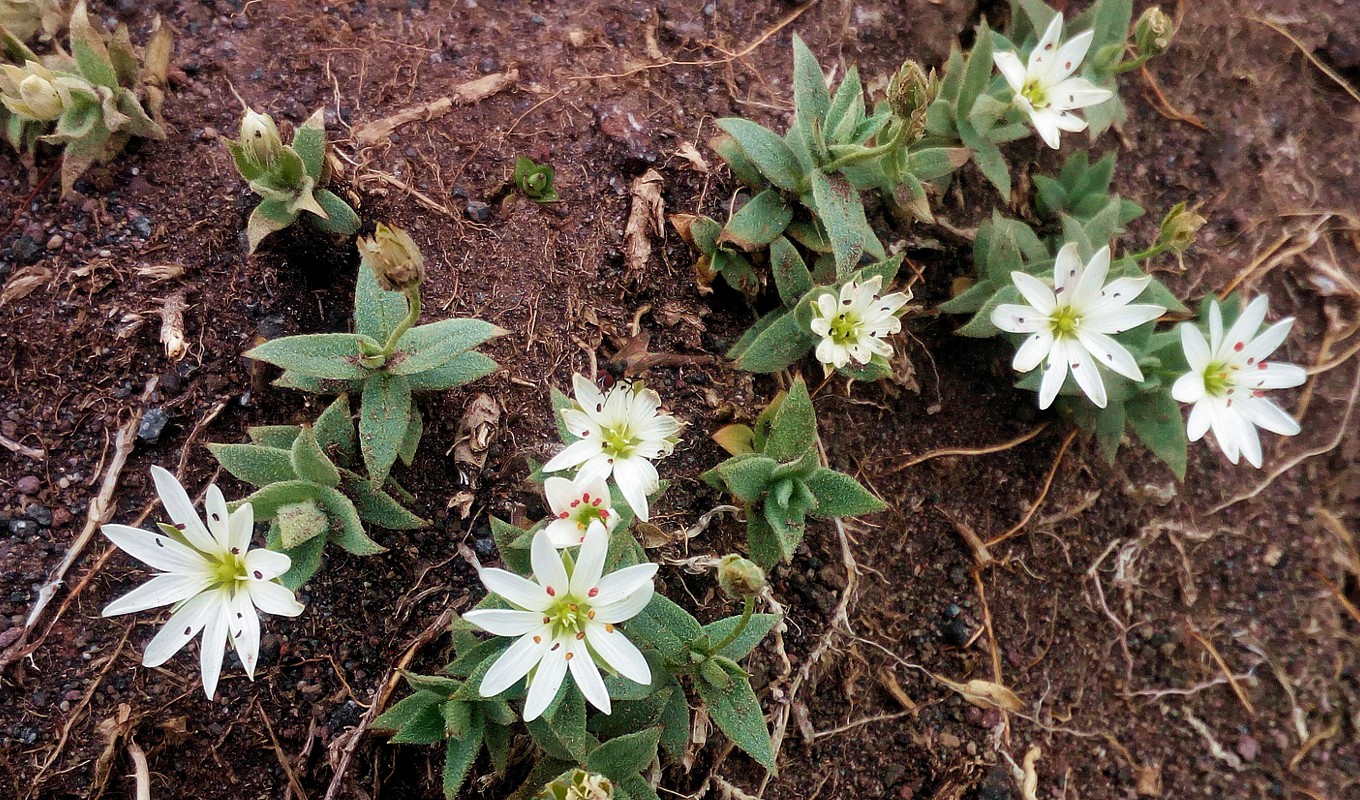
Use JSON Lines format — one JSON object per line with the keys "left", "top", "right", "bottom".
{"left": 1, "top": 1, "right": 1358, "bottom": 798}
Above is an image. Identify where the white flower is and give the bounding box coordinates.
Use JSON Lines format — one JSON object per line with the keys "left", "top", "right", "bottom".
{"left": 101, "top": 466, "right": 304, "bottom": 699}
{"left": 809, "top": 275, "right": 911, "bottom": 373}
{"left": 993, "top": 14, "right": 1114, "bottom": 149}
{"left": 464, "top": 525, "right": 657, "bottom": 721}
{"left": 1171, "top": 296, "right": 1306, "bottom": 468}
{"left": 991, "top": 243, "right": 1166, "bottom": 410}
{"left": 543, "top": 474, "right": 618, "bottom": 548}
{"left": 543, "top": 375, "right": 682, "bottom": 522}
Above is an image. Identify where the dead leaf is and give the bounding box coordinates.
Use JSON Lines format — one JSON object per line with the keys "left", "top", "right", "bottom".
{"left": 114, "top": 313, "right": 146, "bottom": 340}
{"left": 931, "top": 674, "right": 1024, "bottom": 712}
{"left": 675, "top": 142, "right": 710, "bottom": 173}
{"left": 92, "top": 703, "right": 137, "bottom": 796}
{"left": 1134, "top": 761, "right": 1163, "bottom": 797}
{"left": 354, "top": 70, "right": 519, "bottom": 146}
{"left": 159, "top": 291, "right": 187, "bottom": 360}
{"left": 0, "top": 266, "right": 52, "bottom": 306}
{"left": 625, "top": 169, "right": 665, "bottom": 276}
{"left": 447, "top": 394, "right": 500, "bottom": 518}
{"left": 636, "top": 521, "right": 673, "bottom": 548}
{"left": 877, "top": 667, "right": 918, "bottom": 711}
{"left": 136, "top": 262, "right": 184, "bottom": 281}
{"left": 1020, "top": 746, "right": 1041, "bottom": 800}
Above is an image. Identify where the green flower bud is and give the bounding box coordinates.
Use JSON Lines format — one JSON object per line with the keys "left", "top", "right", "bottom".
{"left": 358, "top": 222, "right": 425, "bottom": 291}
{"left": 717, "top": 553, "right": 766, "bottom": 599}
{"left": 536, "top": 769, "right": 614, "bottom": 800}
{"left": 1134, "top": 7, "right": 1175, "bottom": 59}
{"left": 887, "top": 60, "right": 936, "bottom": 135}
{"left": 1158, "top": 201, "right": 1205, "bottom": 254}
{"left": 239, "top": 109, "right": 284, "bottom": 169}
{"left": 276, "top": 499, "right": 328, "bottom": 549}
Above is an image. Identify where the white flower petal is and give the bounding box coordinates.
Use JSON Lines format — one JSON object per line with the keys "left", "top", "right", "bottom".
{"left": 227, "top": 502, "right": 253, "bottom": 556}
{"left": 570, "top": 524, "right": 609, "bottom": 597}
{"left": 1038, "top": 339, "right": 1069, "bottom": 410}
{"left": 1071, "top": 246, "right": 1111, "bottom": 308}
{"left": 1088, "top": 275, "right": 1152, "bottom": 315}
{"left": 244, "top": 548, "right": 291, "bottom": 582}
{"left": 561, "top": 410, "right": 601, "bottom": 442}
{"left": 1178, "top": 322, "right": 1212, "bottom": 373}
{"left": 543, "top": 476, "right": 577, "bottom": 513}
{"left": 1011, "top": 271, "right": 1057, "bottom": 314}
{"left": 1186, "top": 400, "right": 1212, "bottom": 441}
{"left": 1047, "top": 30, "right": 1094, "bottom": 83}
{"left": 1235, "top": 411, "right": 1264, "bottom": 468}
{"left": 574, "top": 453, "right": 616, "bottom": 486}
{"left": 530, "top": 528, "right": 571, "bottom": 599}
{"left": 592, "top": 562, "right": 659, "bottom": 609}
{"left": 102, "top": 573, "right": 210, "bottom": 617}
{"left": 586, "top": 622, "right": 650, "bottom": 685}
{"left": 101, "top": 523, "right": 211, "bottom": 574}
{"left": 1236, "top": 394, "right": 1301, "bottom": 437}
{"left": 1050, "top": 110, "right": 1089, "bottom": 132}
{"left": 204, "top": 485, "right": 232, "bottom": 550}
{"left": 993, "top": 50, "right": 1028, "bottom": 92}
{"left": 1029, "top": 108, "right": 1064, "bottom": 148}
{"left": 1085, "top": 304, "right": 1165, "bottom": 334}
{"left": 150, "top": 466, "right": 218, "bottom": 554}
{"left": 1208, "top": 399, "right": 1242, "bottom": 464}
{"left": 231, "top": 588, "right": 262, "bottom": 679}
{"left": 1076, "top": 329, "right": 1143, "bottom": 382}
{"left": 612, "top": 456, "right": 656, "bottom": 521}
{"left": 1066, "top": 342, "right": 1108, "bottom": 408}
{"left": 1246, "top": 362, "right": 1307, "bottom": 390}
{"left": 480, "top": 627, "right": 552, "bottom": 697}
{"left": 141, "top": 589, "right": 218, "bottom": 668}
{"left": 568, "top": 636, "right": 611, "bottom": 714}
{"left": 1052, "top": 243, "right": 1083, "bottom": 299}
{"left": 480, "top": 567, "right": 551, "bottom": 611}
{"left": 991, "top": 303, "right": 1044, "bottom": 334}
{"left": 543, "top": 437, "right": 604, "bottom": 474}
{"left": 1029, "top": 13, "right": 1065, "bottom": 74}
{"left": 1172, "top": 371, "right": 1207, "bottom": 404}
{"left": 544, "top": 518, "right": 587, "bottom": 548}
{"left": 572, "top": 373, "right": 607, "bottom": 421}
{"left": 199, "top": 595, "right": 231, "bottom": 699}
{"left": 1049, "top": 76, "right": 1112, "bottom": 110}
{"left": 1221, "top": 296, "right": 1270, "bottom": 360}
{"left": 464, "top": 608, "right": 547, "bottom": 637}
{"left": 1208, "top": 300, "right": 1225, "bottom": 353}
{"left": 247, "top": 580, "right": 305, "bottom": 617}
{"left": 1240, "top": 318, "right": 1293, "bottom": 365}
{"left": 524, "top": 642, "right": 570, "bottom": 721}
{"left": 1013, "top": 330, "right": 1055, "bottom": 373}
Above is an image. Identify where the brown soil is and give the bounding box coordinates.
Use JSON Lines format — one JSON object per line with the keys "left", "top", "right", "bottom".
{"left": 2, "top": 1, "right": 1358, "bottom": 798}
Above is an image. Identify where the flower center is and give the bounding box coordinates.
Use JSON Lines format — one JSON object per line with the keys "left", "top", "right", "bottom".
{"left": 561, "top": 492, "right": 610, "bottom": 531}
{"left": 1048, "top": 306, "right": 1081, "bottom": 338}
{"left": 601, "top": 425, "right": 640, "bottom": 459}
{"left": 546, "top": 596, "right": 596, "bottom": 639}
{"left": 208, "top": 550, "right": 247, "bottom": 588}
{"left": 1021, "top": 79, "right": 1048, "bottom": 108}
{"left": 829, "top": 312, "right": 862, "bottom": 345}
{"left": 1202, "top": 362, "right": 1233, "bottom": 397}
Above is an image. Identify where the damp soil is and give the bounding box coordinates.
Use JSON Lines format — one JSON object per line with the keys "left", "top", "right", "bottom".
{"left": 1, "top": 1, "right": 1358, "bottom": 798}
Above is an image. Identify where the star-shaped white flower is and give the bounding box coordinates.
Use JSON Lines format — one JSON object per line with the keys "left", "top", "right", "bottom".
{"left": 992, "top": 243, "right": 1166, "bottom": 409}
{"left": 543, "top": 375, "right": 682, "bottom": 522}
{"left": 101, "top": 466, "right": 304, "bottom": 699}
{"left": 543, "top": 474, "right": 617, "bottom": 548}
{"left": 1171, "top": 296, "right": 1306, "bottom": 468}
{"left": 809, "top": 275, "right": 911, "bottom": 374}
{"left": 993, "top": 14, "right": 1114, "bottom": 149}
{"left": 464, "top": 525, "right": 657, "bottom": 721}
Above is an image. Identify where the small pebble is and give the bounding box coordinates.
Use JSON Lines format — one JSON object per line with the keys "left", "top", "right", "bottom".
{"left": 138, "top": 408, "right": 170, "bottom": 443}
{"left": 46, "top": 234, "right": 64, "bottom": 251}
{"left": 464, "top": 200, "right": 491, "bottom": 222}
{"left": 16, "top": 476, "right": 41, "bottom": 495}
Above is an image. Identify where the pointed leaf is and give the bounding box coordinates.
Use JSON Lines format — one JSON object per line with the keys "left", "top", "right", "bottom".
{"left": 246, "top": 333, "right": 374, "bottom": 380}
{"left": 729, "top": 310, "right": 815, "bottom": 374}
{"left": 808, "top": 170, "right": 865, "bottom": 279}
{"left": 292, "top": 107, "right": 327, "bottom": 178}
{"left": 697, "top": 666, "right": 777, "bottom": 771}
{"left": 309, "top": 188, "right": 360, "bottom": 235}
{"left": 770, "top": 236, "right": 812, "bottom": 308}
{"left": 443, "top": 713, "right": 484, "bottom": 798}
{"left": 762, "top": 377, "right": 817, "bottom": 462}
{"left": 290, "top": 426, "right": 341, "bottom": 488}
{"left": 715, "top": 118, "right": 803, "bottom": 191}
{"left": 360, "top": 372, "right": 412, "bottom": 484}
{"left": 317, "top": 485, "right": 386, "bottom": 555}
{"left": 587, "top": 727, "right": 663, "bottom": 782}
{"left": 719, "top": 189, "right": 793, "bottom": 251}
{"left": 392, "top": 319, "right": 505, "bottom": 376}
{"left": 208, "top": 443, "right": 297, "bottom": 487}
{"left": 703, "top": 613, "right": 780, "bottom": 661}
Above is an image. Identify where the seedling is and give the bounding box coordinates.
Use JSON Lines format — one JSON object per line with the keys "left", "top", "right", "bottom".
{"left": 226, "top": 105, "right": 361, "bottom": 252}
{"left": 514, "top": 155, "right": 560, "bottom": 202}
{"left": 704, "top": 377, "right": 885, "bottom": 567}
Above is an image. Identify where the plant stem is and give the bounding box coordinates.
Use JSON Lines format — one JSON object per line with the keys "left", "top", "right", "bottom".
{"left": 381, "top": 286, "right": 422, "bottom": 356}
{"left": 821, "top": 124, "right": 909, "bottom": 173}
{"left": 1111, "top": 55, "right": 1152, "bottom": 74}
{"left": 1127, "top": 242, "right": 1169, "bottom": 262}
{"left": 708, "top": 595, "right": 756, "bottom": 656}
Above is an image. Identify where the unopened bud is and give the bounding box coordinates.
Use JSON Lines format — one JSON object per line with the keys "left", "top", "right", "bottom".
{"left": 276, "top": 499, "right": 328, "bottom": 549}
{"left": 887, "top": 60, "right": 936, "bottom": 132}
{"left": 1133, "top": 7, "right": 1175, "bottom": 59}
{"left": 1, "top": 61, "right": 65, "bottom": 121}
{"left": 239, "top": 109, "right": 283, "bottom": 168}
{"left": 536, "top": 769, "right": 614, "bottom": 800}
{"left": 359, "top": 222, "right": 425, "bottom": 291}
{"left": 1158, "top": 201, "right": 1205, "bottom": 254}
{"left": 717, "top": 554, "right": 766, "bottom": 599}
{"left": 18, "top": 73, "right": 63, "bottom": 119}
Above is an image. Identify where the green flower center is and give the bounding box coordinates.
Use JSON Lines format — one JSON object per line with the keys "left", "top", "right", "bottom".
{"left": 602, "top": 425, "right": 640, "bottom": 459}
{"left": 545, "top": 595, "right": 598, "bottom": 639}
{"left": 829, "top": 312, "right": 862, "bottom": 345}
{"left": 1202, "top": 362, "right": 1232, "bottom": 397}
{"left": 1021, "top": 79, "right": 1048, "bottom": 108}
{"left": 208, "top": 551, "right": 247, "bottom": 588}
{"left": 1049, "top": 306, "right": 1080, "bottom": 337}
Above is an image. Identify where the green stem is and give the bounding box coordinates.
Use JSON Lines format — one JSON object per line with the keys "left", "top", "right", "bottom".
{"left": 1127, "top": 242, "right": 1170, "bottom": 262}
{"left": 381, "top": 286, "right": 422, "bottom": 356}
{"left": 708, "top": 595, "right": 756, "bottom": 656}
{"left": 1111, "top": 54, "right": 1152, "bottom": 74}
{"left": 820, "top": 124, "right": 909, "bottom": 173}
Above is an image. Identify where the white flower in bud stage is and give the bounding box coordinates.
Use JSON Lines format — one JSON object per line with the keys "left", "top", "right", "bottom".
{"left": 992, "top": 243, "right": 1166, "bottom": 410}
{"left": 543, "top": 374, "right": 682, "bottom": 522}
{"left": 465, "top": 525, "right": 656, "bottom": 721}
{"left": 992, "top": 14, "right": 1114, "bottom": 149}
{"left": 1171, "top": 296, "right": 1306, "bottom": 468}
{"left": 809, "top": 275, "right": 911, "bottom": 373}
{"left": 101, "top": 467, "right": 304, "bottom": 699}
{"left": 543, "top": 475, "right": 617, "bottom": 548}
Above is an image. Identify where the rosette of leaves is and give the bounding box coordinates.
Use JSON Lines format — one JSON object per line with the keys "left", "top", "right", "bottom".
{"left": 372, "top": 669, "right": 517, "bottom": 800}
{"left": 514, "top": 155, "right": 559, "bottom": 202}
{"left": 226, "top": 106, "right": 360, "bottom": 253}
{"left": 939, "top": 214, "right": 1191, "bottom": 476}
{"left": 1034, "top": 150, "right": 1143, "bottom": 230}
{"left": 0, "top": 1, "right": 170, "bottom": 195}
{"left": 726, "top": 240, "right": 906, "bottom": 379}
{"left": 245, "top": 258, "right": 503, "bottom": 484}
{"left": 703, "top": 377, "right": 885, "bottom": 567}
{"left": 207, "top": 395, "right": 426, "bottom": 588}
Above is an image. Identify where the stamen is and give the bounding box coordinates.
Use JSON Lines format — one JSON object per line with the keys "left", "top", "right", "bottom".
{"left": 546, "top": 586, "right": 556, "bottom": 596}
{"left": 565, "top": 652, "right": 574, "bottom": 660}
{"left": 588, "top": 588, "right": 599, "bottom": 597}
{"left": 533, "top": 635, "right": 542, "bottom": 643}
{"left": 605, "top": 623, "right": 615, "bottom": 632}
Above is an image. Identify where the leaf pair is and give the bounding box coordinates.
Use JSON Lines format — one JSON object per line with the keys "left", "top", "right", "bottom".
{"left": 704, "top": 378, "right": 884, "bottom": 567}
{"left": 513, "top": 156, "right": 560, "bottom": 203}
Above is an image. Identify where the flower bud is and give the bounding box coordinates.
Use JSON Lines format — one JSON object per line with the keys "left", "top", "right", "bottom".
{"left": 1134, "top": 7, "right": 1175, "bottom": 59}
{"left": 1, "top": 61, "right": 64, "bottom": 121}
{"left": 887, "top": 60, "right": 936, "bottom": 128}
{"left": 276, "top": 500, "right": 328, "bottom": 549}
{"left": 239, "top": 109, "right": 283, "bottom": 168}
{"left": 717, "top": 554, "right": 766, "bottom": 599}
{"left": 17, "top": 73, "right": 63, "bottom": 119}
{"left": 358, "top": 222, "right": 425, "bottom": 291}
{"left": 536, "top": 769, "right": 614, "bottom": 800}
{"left": 1157, "top": 201, "right": 1205, "bottom": 254}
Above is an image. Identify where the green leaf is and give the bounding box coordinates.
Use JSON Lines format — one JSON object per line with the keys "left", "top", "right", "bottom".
{"left": 207, "top": 443, "right": 296, "bottom": 487}
{"left": 317, "top": 485, "right": 386, "bottom": 555}
{"left": 354, "top": 263, "right": 410, "bottom": 343}
{"left": 715, "top": 118, "right": 804, "bottom": 192}
{"left": 360, "top": 372, "right": 413, "bottom": 484}
{"left": 246, "top": 333, "right": 374, "bottom": 380}
{"left": 956, "top": 20, "right": 996, "bottom": 116}
{"left": 714, "top": 455, "right": 778, "bottom": 504}
{"left": 246, "top": 200, "right": 298, "bottom": 254}
{"left": 239, "top": 480, "right": 323, "bottom": 520}
{"left": 729, "top": 309, "right": 815, "bottom": 373}
{"left": 373, "top": 689, "right": 445, "bottom": 734}
{"left": 483, "top": 715, "right": 511, "bottom": 773}
{"left": 1127, "top": 391, "right": 1188, "bottom": 480}
{"left": 703, "top": 613, "right": 780, "bottom": 660}
{"left": 314, "top": 395, "right": 357, "bottom": 465}
{"left": 719, "top": 190, "right": 794, "bottom": 251}
{"left": 746, "top": 514, "right": 785, "bottom": 569}
{"left": 490, "top": 516, "right": 532, "bottom": 575}
{"left": 958, "top": 118, "right": 1011, "bottom": 198}
{"left": 268, "top": 523, "right": 326, "bottom": 591}
{"left": 443, "top": 713, "right": 484, "bottom": 799}
{"left": 309, "top": 189, "right": 361, "bottom": 235}
{"left": 586, "top": 727, "right": 662, "bottom": 781}
{"left": 398, "top": 406, "right": 422, "bottom": 467}
{"left": 543, "top": 688, "right": 598, "bottom": 762}
{"left": 630, "top": 594, "right": 702, "bottom": 662}
{"left": 710, "top": 134, "right": 766, "bottom": 188}
{"left": 770, "top": 236, "right": 813, "bottom": 308}
{"left": 806, "top": 467, "right": 884, "bottom": 517}
{"left": 697, "top": 665, "right": 777, "bottom": 772}
{"left": 291, "top": 108, "right": 327, "bottom": 178}
{"left": 762, "top": 377, "right": 817, "bottom": 463}
{"left": 69, "top": 6, "right": 118, "bottom": 89}
{"left": 247, "top": 425, "right": 302, "bottom": 449}
{"left": 406, "top": 351, "right": 499, "bottom": 392}
{"left": 712, "top": 249, "right": 761, "bottom": 298}
{"left": 658, "top": 678, "right": 690, "bottom": 759}
{"left": 390, "top": 704, "right": 446, "bottom": 744}
{"left": 392, "top": 319, "right": 504, "bottom": 376}
{"left": 350, "top": 479, "right": 426, "bottom": 529}
{"left": 402, "top": 672, "right": 461, "bottom": 697}
{"left": 290, "top": 426, "right": 341, "bottom": 488}
{"left": 808, "top": 170, "right": 866, "bottom": 279}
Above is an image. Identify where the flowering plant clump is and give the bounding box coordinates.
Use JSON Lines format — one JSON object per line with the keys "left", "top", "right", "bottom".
{"left": 809, "top": 275, "right": 911, "bottom": 375}
{"left": 101, "top": 467, "right": 303, "bottom": 699}
{"left": 992, "top": 13, "right": 1113, "bottom": 149}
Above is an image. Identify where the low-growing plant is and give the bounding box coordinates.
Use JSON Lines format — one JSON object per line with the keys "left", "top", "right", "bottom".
{"left": 245, "top": 223, "right": 504, "bottom": 484}
{"left": 0, "top": 1, "right": 169, "bottom": 194}
{"left": 207, "top": 394, "right": 426, "bottom": 589}
{"left": 226, "top": 105, "right": 361, "bottom": 253}
{"left": 705, "top": 377, "right": 885, "bottom": 567}
{"left": 514, "top": 155, "right": 560, "bottom": 202}
{"left": 0, "top": 0, "right": 62, "bottom": 43}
